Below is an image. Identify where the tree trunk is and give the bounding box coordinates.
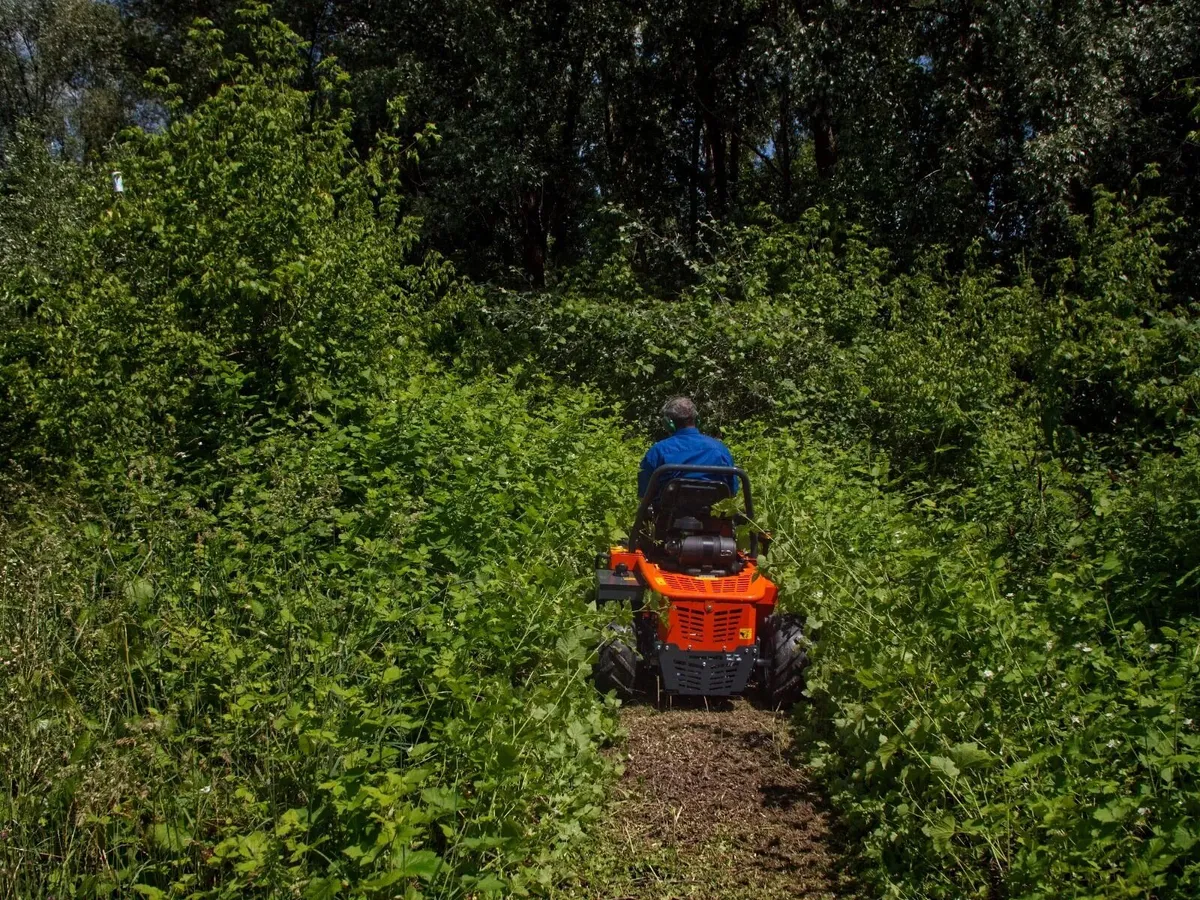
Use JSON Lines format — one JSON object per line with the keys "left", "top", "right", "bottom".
{"left": 729, "top": 128, "right": 739, "bottom": 210}
{"left": 693, "top": 24, "right": 727, "bottom": 219}
{"left": 549, "top": 52, "right": 585, "bottom": 266}
{"left": 812, "top": 101, "right": 837, "bottom": 179}
{"left": 689, "top": 108, "right": 700, "bottom": 248}
{"left": 599, "top": 61, "right": 621, "bottom": 200}
{"left": 521, "top": 188, "right": 546, "bottom": 288}
{"left": 699, "top": 79, "right": 727, "bottom": 217}
{"left": 778, "top": 77, "right": 793, "bottom": 203}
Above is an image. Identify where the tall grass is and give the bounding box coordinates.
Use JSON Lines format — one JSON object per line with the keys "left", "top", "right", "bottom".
{"left": 0, "top": 375, "right": 637, "bottom": 899}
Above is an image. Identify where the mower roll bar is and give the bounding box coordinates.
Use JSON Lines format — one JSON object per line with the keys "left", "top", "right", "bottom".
{"left": 629, "top": 464, "right": 758, "bottom": 558}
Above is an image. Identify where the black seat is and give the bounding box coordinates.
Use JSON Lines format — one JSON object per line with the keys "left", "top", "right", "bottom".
{"left": 653, "top": 478, "right": 732, "bottom": 539}
{"left": 643, "top": 478, "right": 741, "bottom": 574}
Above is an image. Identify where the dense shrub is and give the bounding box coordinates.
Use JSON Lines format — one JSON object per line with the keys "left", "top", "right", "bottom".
{"left": 0, "top": 15, "right": 635, "bottom": 898}
{"left": 0, "top": 10, "right": 453, "bottom": 480}
{"left": 0, "top": 373, "right": 634, "bottom": 899}
{"left": 739, "top": 429, "right": 1200, "bottom": 898}
{"left": 452, "top": 208, "right": 1037, "bottom": 477}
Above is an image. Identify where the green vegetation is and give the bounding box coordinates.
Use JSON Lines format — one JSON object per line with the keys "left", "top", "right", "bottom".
{"left": 1, "top": 19, "right": 633, "bottom": 897}
{"left": 3, "top": 3, "right": 1200, "bottom": 899}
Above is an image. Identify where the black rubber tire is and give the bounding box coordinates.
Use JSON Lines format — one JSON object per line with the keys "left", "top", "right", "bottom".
{"left": 764, "top": 613, "right": 809, "bottom": 708}
{"left": 593, "top": 624, "right": 640, "bottom": 700}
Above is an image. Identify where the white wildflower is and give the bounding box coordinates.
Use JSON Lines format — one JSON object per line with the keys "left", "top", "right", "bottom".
{"left": 1149, "top": 643, "right": 1161, "bottom": 653}
{"left": 1106, "top": 739, "right": 1119, "bottom": 749}
{"left": 983, "top": 669, "right": 995, "bottom": 680}
{"left": 1138, "top": 807, "right": 1151, "bottom": 817}
{"left": 200, "top": 785, "right": 212, "bottom": 794}
{"left": 1070, "top": 715, "right": 1081, "bottom": 725}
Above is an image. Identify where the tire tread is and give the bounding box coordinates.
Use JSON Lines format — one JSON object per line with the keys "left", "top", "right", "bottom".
{"left": 594, "top": 625, "right": 639, "bottom": 699}
{"left": 765, "top": 614, "right": 809, "bottom": 708}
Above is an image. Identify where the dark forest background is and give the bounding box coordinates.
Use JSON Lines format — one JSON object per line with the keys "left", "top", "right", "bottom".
{"left": 7, "top": 1, "right": 1199, "bottom": 288}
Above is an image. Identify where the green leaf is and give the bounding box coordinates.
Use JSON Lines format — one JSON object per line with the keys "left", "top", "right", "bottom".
{"left": 922, "top": 813, "right": 957, "bottom": 853}
{"left": 303, "top": 877, "right": 342, "bottom": 900}
{"left": 1093, "top": 802, "right": 1128, "bottom": 824}
{"left": 396, "top": 848, "right": 443, "bottom": 880}
{"left": 1173, "top": 825, "right": 1197, "bottom": 851}
{"left": 470, "top": 874, "right": 507, "bottom": 892}
{"left": 359, "top": 871, "right": 403, "bottom": 891}
{"left": 420, "top": 786, "right": 463, "bottom": 812}
{"left": 928, "top": 755, "right": 960, "bottom": 780}
{"left": 149, "top": 821, "right": 192, "bottom": 853}
{"left": 948, "top": 742, "right": 994, "bottom": 770}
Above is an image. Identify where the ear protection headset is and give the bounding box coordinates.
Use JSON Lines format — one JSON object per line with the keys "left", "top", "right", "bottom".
{"left": 662, "top": 415, "right": 700, "bottom": 433}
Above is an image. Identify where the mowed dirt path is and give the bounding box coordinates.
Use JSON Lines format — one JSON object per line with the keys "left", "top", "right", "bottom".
{"left": 560, "top": 699, "right": 853, "bottom": 900}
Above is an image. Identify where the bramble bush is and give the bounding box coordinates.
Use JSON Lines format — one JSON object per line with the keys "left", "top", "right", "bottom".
{"left": 0, "top": 12, "right": 636, "bottom": 898}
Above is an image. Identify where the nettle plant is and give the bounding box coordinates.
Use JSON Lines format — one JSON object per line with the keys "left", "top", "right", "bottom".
{"left": 1, "top": 371, "right": 636, "bottom": 899}
{"left": 0, "top": 5, "right": 451, "bottom": 483}
{"left": 737, "top": 422, "right": 1200, "bottom": 897}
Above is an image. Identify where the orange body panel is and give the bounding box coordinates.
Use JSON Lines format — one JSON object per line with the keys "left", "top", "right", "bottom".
{"left": 607, "top": 547, "right": 778, "bottom": 653}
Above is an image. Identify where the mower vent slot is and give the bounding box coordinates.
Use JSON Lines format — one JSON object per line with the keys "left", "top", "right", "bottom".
{"left": 710, "top": 609, "right": 742, "bottom": 645}
{"left": 716, "top": 575, "right": 753, "bottom": 594}
{"left": 674, "top": 656, "right": 707, "bottom": 692}
{"left": 675, "top": 606, "right": 707, "bottom": 640}
{"left": 661, "top": 573, "right": 754, "bottom": 594}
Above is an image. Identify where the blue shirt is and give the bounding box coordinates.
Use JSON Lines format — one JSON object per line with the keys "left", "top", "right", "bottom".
{"left": 638, "top": 427, "right": 738, "bottom": 499}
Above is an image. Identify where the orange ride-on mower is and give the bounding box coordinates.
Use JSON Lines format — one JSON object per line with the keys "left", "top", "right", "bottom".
{"left": 593, "top": 465, "right": 808, "bottom": 707}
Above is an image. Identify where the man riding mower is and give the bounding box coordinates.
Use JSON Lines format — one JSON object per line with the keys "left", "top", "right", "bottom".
{"left": 593, "top": 398, "right": 808, "bottom": 706}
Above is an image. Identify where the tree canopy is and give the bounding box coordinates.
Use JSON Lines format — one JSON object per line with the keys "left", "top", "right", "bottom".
{"left": 5, "top": 1, "right": 1199, "bottom": 285}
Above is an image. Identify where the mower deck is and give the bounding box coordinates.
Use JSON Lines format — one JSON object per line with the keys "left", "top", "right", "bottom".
{"left": 657, "top": 645, "right": 757, "bottom": 695}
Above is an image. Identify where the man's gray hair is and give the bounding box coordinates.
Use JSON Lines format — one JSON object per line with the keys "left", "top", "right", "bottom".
{"left": 661, "top": 396, "right": 698, "bottom": 426}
